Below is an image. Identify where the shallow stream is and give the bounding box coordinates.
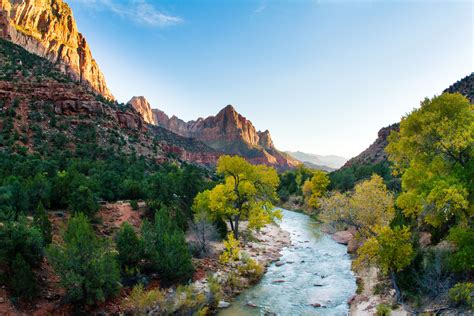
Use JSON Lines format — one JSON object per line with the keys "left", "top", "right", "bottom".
{"left": 219, "top": 208, "right": 356, "bottom": 315}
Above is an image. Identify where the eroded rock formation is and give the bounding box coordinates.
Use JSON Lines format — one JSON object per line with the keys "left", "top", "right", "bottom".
{"left": 0, "top": 0, "right": 113, "bottom": 99}
{"left": 127, "top": 97, "right": 299, "bottom": 170}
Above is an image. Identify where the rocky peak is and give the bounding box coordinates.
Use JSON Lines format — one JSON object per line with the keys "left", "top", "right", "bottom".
{"left": 0, "top": 0, "right": 114, "bottom": 99}
{"left": 258, "top": 130, "right": 274, "bottom": 149}
{"left": 128, "top": 96, "right": 155, "bottom": 124}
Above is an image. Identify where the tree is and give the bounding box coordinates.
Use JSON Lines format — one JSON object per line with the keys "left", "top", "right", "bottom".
{"left": 302, "top": 170, "right": 330, "bottom": 210}
{"left": 320, "top": 174, "right": 395, "bottom": 238}
{"left": 34, "top": 202, "right": 52, "bottom": 245}
{"left": 355, "top": 225, "right": 414, "bottom": 299}
{"left": 189, "top": 210, "right": 219, "bottom": 257}
{"left": 47, "top": 213, "right": 120, "bottom": 305}
{"left": 10, "top": 253, "right": 37, "bottom": 299}
{"left": 193, "top": 155, "right": 281, "bottom": 239}
{"left": 67, "top": 185, "right": 99, "bottom": 217}
{"left": 116, "top": 222, "right": 143, "bottom": 273}
{"left": 386, "top": 93, "right": 473, "bottom": 227}
{"left": 446, "top": 226, "right": 473, "bottom": 273}
{"left": 141, "top": 207, "right": 193, "bottom": 281}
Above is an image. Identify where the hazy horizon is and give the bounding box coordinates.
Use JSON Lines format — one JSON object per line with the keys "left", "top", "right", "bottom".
{"left": 70, "top": 0, "right": 473, "bottom": 157}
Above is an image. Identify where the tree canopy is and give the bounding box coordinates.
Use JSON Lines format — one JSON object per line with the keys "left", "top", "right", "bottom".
{"left": 193, "top": 155, "right": 281, "bottom": 238}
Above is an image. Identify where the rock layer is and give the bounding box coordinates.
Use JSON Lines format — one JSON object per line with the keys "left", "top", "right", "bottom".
{"left": 0, "top": 0, "right": 113, "bottom": 99}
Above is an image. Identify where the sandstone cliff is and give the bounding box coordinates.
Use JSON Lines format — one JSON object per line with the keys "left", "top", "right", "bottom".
{"left": 0, "top": 0, "right": 113, "bottom": 99}
{"left": 0, "top": 39, "right": 218, "bottom": 165}
{"left": 443, "top": 73, "right": 473, "bottom": 103}
{"left": 127, "top": 97, "right": 299, "bottom": 170}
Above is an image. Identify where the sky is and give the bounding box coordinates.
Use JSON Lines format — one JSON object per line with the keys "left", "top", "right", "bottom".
{"left": 69, "top": 0, "right": 473, "bottom": 158}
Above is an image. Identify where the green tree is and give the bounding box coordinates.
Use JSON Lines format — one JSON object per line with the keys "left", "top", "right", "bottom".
{"left": 193, "top": 155, "right": 281, "bottom": 239}
{"left": 10, "top": 253, "right": 37, "bottom": 300}
{"left": 116, "top": 222, "right": 143, "bottom": 273}
{"left": 302, "top": 170, "right": 330, "bottom": 210}
{"left": 141, "top": 207, "right": 193, "bottom": 281}
{"left": 446, "top": 227, "right": 473, "bottom": 273}
{"left": 320, "top": 174, "right": 395, "bottom": 238}
{"left": 34, "top": 202, "right": 52, "bottom": 245}
{"left": 355, "top": 225, "right": 414, "bottom": 300}
{"left": 67, "top": 185, "right": 99, "bottom": 217}
{"left": 47, "top": 213, "right": 120, "bottom": 305}
{"left": 386, "top": 93, "right": 473, "bottom": 227}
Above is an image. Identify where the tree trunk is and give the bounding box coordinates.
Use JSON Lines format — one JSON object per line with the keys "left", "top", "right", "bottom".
{"left": 390, "top": 271, "right": 402, "bottom": 302}
{"left": 234, "top": 216, "right": 240, "bottom": 239}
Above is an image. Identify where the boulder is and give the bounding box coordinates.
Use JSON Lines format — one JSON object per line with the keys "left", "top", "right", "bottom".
{"left": 332, "top": 231, "right": 354, "bottom": 245}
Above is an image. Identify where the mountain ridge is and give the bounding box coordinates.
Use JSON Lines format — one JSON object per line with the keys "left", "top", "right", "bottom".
{"left": 128, "top": 96, "right": 299, "bottom": 170}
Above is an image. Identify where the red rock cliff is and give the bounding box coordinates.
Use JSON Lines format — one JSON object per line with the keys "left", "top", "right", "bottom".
{"left": 0, "top": 0, "right": 114, "bottom": 99}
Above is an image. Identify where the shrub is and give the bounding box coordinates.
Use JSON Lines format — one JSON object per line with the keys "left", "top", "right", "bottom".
{"left": 34, "top": 202, "right": 52, "bottom": 245}
{"left": 67, "top": 185, "right": 99, "bottom": 217}
{"left": 376, "top": 303, "right": 391, "bottom": 316}
{"left": 124, "top": 284, "right": 166, "bottom": 315}
{"left": 10, "top": 253, "right": 37, "bottom": 300}
{"left": 130, "top": 199, "right": 139, "bottom": 210}
{"left": 174, "top": 284, "right": 206, "bottom": 314}
{"left": 448, "top": 282, "right": 474, "bottom": 309}
{"left": 219, "top": 233, "right": 240, "bottom": 264}
{"left": 447, "top": 227, "right": 473, "bottom": 273}
{"left": 238, "top": 256, "right": 264, "bottom": 283}
{"left": 116, "top": 222, "right": 143, "bottom": 273}
{"left": 141, "top": 208, "right": 193, "bottom": 281}
{"left": 47, "top": 213, "right": 121, "bottom": 305}
{"left": 206, "top": 274, "right": 222, "bottom": 309}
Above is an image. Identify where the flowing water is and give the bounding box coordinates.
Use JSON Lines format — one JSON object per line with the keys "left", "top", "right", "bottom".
{"left": 219, "top": 208, "right": 356, "bottom": 316}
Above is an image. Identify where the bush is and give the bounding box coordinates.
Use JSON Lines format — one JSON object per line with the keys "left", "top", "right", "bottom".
{"left": 447, "top": 227, "right": 473, "bottom": 273}
{"left": 10, "top": 253, "right": 37, "bottom": 300}
{"left": 174, "top": 284, "right": 206, "bottom": 314}
{"left": 219, "top": 233, "right": 240, "bottom": 264}
{"left": 376, "top": 303, "right": 391, "bottom": 316}
{"left": 116, "top": 222, "right": 143, "bottom": 273}
{"left": 141, "top": 208, "right": 193, "bottom": 281}
{"left": 237, "top": 256, "right": 264, "bottom": 283}
{"left": 47, "top": 213, "right": 121, "bottom": 305}
{"left": 34, "top": 202, "right": 52, "bottom": 245}
{"left": 124, "top": 284, "right": 166, "bottom": 315}
{"left": 448, "top": 282, "right": 474, "bottom": 309}
{"left": 130, "top": 199, "right": 139, "bottom": 210}
{"left": 67, "top": 185, "right": 99, "bottom": 217}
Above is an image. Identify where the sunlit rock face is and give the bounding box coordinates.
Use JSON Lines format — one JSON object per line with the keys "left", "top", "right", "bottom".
{"left": 0, "top": 0, "right": 114, "bottom": 99}
{"left": 127, "top": 97, "right": 299, "bottom": 170}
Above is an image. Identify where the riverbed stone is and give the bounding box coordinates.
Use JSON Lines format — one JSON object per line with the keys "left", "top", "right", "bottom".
{"left": 217, "top": 301, "right": 231, "bottom": 309}
{"left": 332, "top": 230, "right": 354, "bottom": 245}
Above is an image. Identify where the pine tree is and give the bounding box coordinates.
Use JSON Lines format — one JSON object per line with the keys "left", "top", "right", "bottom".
{"left": 47, "top": 213, "right": 120, "bottom": 305}
{"left": 11, "top": 253, "right": 37, "bottom": 299}
{"left": 34, "top": 202, "right": 52, "bottom": 245}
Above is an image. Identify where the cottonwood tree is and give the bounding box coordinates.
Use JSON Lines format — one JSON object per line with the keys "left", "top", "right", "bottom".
{"left": 193, "top": 155, "right": 281, "bottom": 239}
{"left": 355, "top": 225, "right": 414, "bottom": 300}
{"left": 386, "top": 93, "right": 473, "bottom": 227}
{"left": 302, "top": 170, "right": 330, "bottom": 210}
{"left": 320, "top": 174, "right": 395, "bottom": 238}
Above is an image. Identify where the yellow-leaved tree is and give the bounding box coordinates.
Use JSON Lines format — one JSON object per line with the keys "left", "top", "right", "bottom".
{"left": 386, "top": 93, "right": 473, "bottom": 227}
{"left": 320, "top": 174, "right": 395, "bottom": 238}
{"left": 193, "top": 155, "right": 281, "bottom": 239}
{"left": 302, "top": 170, "right": 330, "bottom": 210}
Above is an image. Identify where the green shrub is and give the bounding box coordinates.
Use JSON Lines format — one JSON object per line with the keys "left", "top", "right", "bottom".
{"left": 47, "top": 213, "right": 121, "bottom": 305}
{"left": 130, "top": 199, "right": 139, "bottom": 210}
{"left": 448, "top": 282, "right": 474, "bottom": 309}
{"left": 376, "top": 303, "right": 391, "bottom": 316}
{"left": 10, "top": 253, "right": 37, "bottom": 299}
{"left": 124, "top": 284, "right": 166, "bottom": 315}
{"left": 116, "top": 222, "right": 143, "bottom": 273}
{"left": 447, "top": 227, "right": 473, "bottom": 273}
{"left": 34, "top": 202, "right": 52, "bottom": 245}
{"left": 141, "top": 207, "right": 193, "bottom": 281}
{"left": 237, "top": 256, "right": 264, "bottom": 283}
{"left": 67, "top": 185, "right": 99, "bottom": 217}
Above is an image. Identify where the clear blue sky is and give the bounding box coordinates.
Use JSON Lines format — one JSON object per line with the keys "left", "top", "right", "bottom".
{"left": 69, "top": 0, "right": 472, "bottom": 158}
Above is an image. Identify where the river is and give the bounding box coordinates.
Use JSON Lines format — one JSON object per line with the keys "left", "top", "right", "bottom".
{"left": 219, "top": 208, "right": 356, "bottom": 315}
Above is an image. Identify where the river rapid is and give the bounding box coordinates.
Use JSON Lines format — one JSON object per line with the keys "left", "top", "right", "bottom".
{"left": 219, "top": 208, "right": 356, "bottom": 316}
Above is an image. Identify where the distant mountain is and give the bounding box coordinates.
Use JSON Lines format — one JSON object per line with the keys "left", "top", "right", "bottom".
{"left": 128, "top": 96, "right": 299, "bottom": 170}
{"left": 286, "top": 151, "right": 347, "bottom": 170}
{"left": 0, "top": 0, "right": 113, "bottom": 99}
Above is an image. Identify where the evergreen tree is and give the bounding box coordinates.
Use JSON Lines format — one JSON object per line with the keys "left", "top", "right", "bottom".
{"left": 141, "top": 207, "right": 193, "bottom": 281}
{"left": 116, "top": 222, "right": 143, "bottom": 273}
{"left": 10, "top": 253, "right": 37, "bottom": 299}
{"left": 47, "top": 213, "right": 120, "bottom": 305}
{"left": 67, "top": 185, "right": 99, "bottom": 217}
{"left": 34, "top": 202, "right": 52, "bottom": 245}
